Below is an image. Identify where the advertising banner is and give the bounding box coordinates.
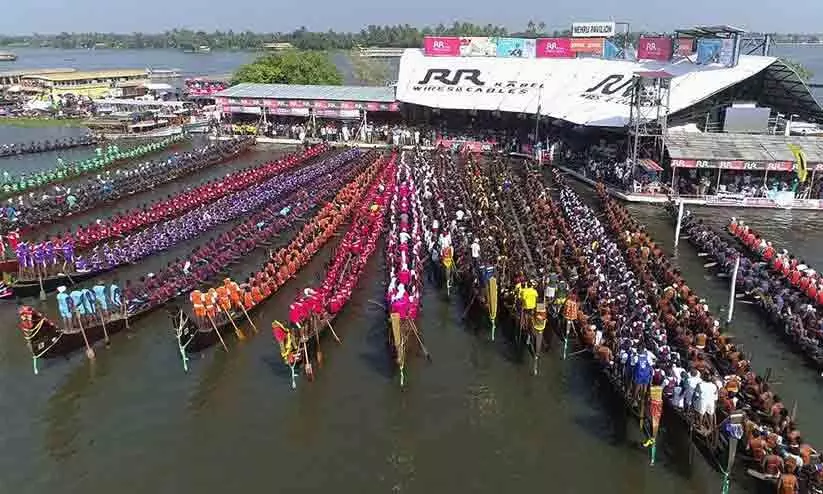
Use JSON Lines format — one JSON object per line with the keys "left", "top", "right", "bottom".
{"left": 570, "top": 38, "right": 604, "bottom": 55}
{"left": 602, "top": 40, "right": 621, "bottom": 59}
{"left": 676, "top": 37, "right": 695, "bottom": 56}
{"left": 535, "top": 38, "right": 574, "bottom": 58}
{"left": 423, "top": 36, "right": 461, "bottom": 57}
{"left": 436, "top": 138, "right": 495, "bottom": 153}
{"left": 637, "top": 36, "right": 673, "bottom": 61}
{"left": 670, "top": 158, "right": 794, "bottom": 171}
{"left": 496, "top": 37, "right": 536, "bottom": 58}
{"left": 696, "top": 38, "right": 722, "bottom": 64}
{"left": 571, "top": 22, "right": 616, "bottom": 38}
{"left": 459, "top": 37, "right": 497, "bottom": 57}
{"left": 719, "top": 38, "right": 736, "bottom": 67}
{"left": 396, "top": 48, "right": 775, "bottom": 127}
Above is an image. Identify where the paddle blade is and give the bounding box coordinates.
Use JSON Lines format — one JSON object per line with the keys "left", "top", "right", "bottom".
{"left": 86, "top": 348, "right": 96, "bottom": 359}
{"left": 235, "top": 328, "right": 246, "bottom": 340}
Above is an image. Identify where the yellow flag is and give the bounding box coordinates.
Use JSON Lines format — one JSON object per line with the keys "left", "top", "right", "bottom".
{"left": 788, "top": 144, "right": 808, "bottom": 183}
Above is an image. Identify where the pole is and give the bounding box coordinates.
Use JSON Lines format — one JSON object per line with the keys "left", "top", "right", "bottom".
{"left": 673, "top": 200, "right": 685, "bottom": 248}
{"left": 727, "top": 255, "right": 741, "bottom": 323}
{"left": 715, "top": 168, "right": 723, "bottom": 194}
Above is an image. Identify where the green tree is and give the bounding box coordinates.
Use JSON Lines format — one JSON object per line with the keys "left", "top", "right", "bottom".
{"left": 781, "top": 58, "right": 814, "bottom": 82}
{"left": 231, "top": 50, "right": 343, "bottom": 85}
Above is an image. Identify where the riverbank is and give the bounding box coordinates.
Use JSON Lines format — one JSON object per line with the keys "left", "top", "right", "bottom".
{"left": 0, "top": 117, "right": 86, "bottom": 128}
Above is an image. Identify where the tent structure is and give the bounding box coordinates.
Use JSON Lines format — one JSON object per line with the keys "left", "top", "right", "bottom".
{"left": 395, "top": 48, "right": 823, "bottom": 128}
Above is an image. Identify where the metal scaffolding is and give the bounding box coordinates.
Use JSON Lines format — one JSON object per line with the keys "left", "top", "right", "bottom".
{"left": 627, "top": 70, "right": 673, "bottom": 173}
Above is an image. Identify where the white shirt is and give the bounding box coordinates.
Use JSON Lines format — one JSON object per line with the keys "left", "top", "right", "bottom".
{"left": 470, "top": 241, "right": 480, "bottom": 258}
{"left": 456, "top": 210, "right": 465, "bottom": 221}
{"left": 696, "top": 381, "right": 718, "bottom": 406}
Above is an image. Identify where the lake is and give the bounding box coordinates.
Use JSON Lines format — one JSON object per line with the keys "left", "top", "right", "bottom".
{"left": 0, "top": 46, "right": 822, "bottom": 494}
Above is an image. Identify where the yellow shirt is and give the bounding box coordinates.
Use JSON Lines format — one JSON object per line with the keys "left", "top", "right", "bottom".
{"left": 521, "top": 287, "right": 538, "bottom": 310}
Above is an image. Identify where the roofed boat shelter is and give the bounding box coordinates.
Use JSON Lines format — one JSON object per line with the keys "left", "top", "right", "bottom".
{"left": 666, "top": 132, "right": 823, "bottom": 171}
{"left": 214, "top": 83, "right": 399, "bottom": 119}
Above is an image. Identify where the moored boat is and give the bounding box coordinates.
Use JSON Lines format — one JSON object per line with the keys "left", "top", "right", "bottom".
{"left": 274, "top": 154, "right": 395, "bottom": 387}
{"left": 176, "top": 152, "right": 386, "bottom": 368}
{"left": 385, "top": 154, "right": 429, "bottom": 386}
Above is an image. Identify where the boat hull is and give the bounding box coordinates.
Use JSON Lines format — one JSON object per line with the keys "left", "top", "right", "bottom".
{"left": 12, "top": 269, "right": 105, "bottom": 299}
{"left": 26, "top": 307, "right": 151, "bottom": 361}
{"left": 103, "top": 126, "right": 184, "bottom": 140}
{"left": 0, "top": 259, "right": 17, "bottom": 274}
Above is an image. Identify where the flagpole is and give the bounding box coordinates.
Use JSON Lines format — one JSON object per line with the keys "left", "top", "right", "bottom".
{"left": 534, "top": 89, "right": 542, "bottom": 161}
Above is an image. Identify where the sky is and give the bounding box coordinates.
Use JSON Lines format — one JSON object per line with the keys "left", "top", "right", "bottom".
{"left": 1, "top": 0, "right": 821, "bottom": 34}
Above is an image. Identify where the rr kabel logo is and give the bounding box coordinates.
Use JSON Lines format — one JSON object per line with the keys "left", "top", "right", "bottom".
{"left": 417, "top": 69, "right": 485, "bottom": 86}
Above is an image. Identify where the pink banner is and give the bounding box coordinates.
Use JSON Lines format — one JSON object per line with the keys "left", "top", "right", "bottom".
{"left": 423, "top": 36, "right": 461, "bottom": 57}
{"left": 676, "top": 38, "right": 695, "bottom": 56}
{"left": 637, "top": 37, "right": 673, "bottom": 61}
{"left": 435, "top": 138, "right": 495, "bottom": 153}
{"left": 535, "top": 38, "right": 574, "bottom": 58}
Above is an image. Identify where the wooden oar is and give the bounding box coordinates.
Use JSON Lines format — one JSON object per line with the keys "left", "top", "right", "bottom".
{"left": 409, "top": 320, "right": 431, "bottom": 361}
{"left": 220, "top": 305, "right": 245, "bottom": 340}
{"left": 312, "top": 316, "right": 323, "bottom": 367}
{"left": 697, "top": 252, "right": 709, "bottom": 257}
{"left": 74, "top": 307, "right": 95, "bottom": 360}
{"left": 206, "top": 312, "right": 229, "bottom": 352}
{"left": 237, "top": 300, "right": 258, "bottom": 333}
{"left": 301, "top": 325, "right": 313, "bottom": 380}
{"left": 94, "top": 300, "right": 110, "bottom": 346}
{"left": 703, "top": 262, "right": 718, "bottom": 268}
{"left": 38, "top": 270, "right": 46, "bottom": 301}
{"left": 326, "top": 320, "right": 342, "bottom": 344}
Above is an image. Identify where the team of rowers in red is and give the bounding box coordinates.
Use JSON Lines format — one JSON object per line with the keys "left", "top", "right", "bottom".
{"left": 730, "top": 218, "right": 823, "bottom": 308}
{"left": 274, "top": 154, "right": 396, "bottom": 379}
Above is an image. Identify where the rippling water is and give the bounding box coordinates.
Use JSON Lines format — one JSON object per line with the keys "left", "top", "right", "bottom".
{"left": 1, "top": 46, "right": 823, "bottom": 491}
{"left": 3, "top": 142, "right": 820, "bottom": 494}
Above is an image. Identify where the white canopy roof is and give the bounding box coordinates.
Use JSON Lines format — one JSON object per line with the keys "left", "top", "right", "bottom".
{"left": 142, "top": 82, "right": 174, "bottom": 91}
{"left": 396, "top": 49, "right": 789, "bottom": 128}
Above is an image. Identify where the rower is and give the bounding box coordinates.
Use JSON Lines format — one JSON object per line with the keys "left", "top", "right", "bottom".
{"left": 777, "top": 464, "right": 799, "bottom": 494}
{"left": 56, "top": 285, "right": 72, "bottom": 330}
{"left": 520, "top": 281, "right": 538, "bottom": 324}
{"left": 190, "top": 289, "right": 206, "bottom": 327}
{"left": 109, "top": 281, "right": 122, "bottom": 314}
{"left": 93, "top": 282, "right": 109, "bottom": 317}
{"left": 69, "top": 288, "right": 85, "bottom": 327}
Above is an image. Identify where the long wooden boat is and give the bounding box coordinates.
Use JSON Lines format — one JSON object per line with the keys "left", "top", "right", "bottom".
{"left": 0, "top": 135, "right": 189, "bottom": 201}
{"left": 175, "top": 151, "right": 387, "bottom": 361}
{"left": 2, "top": 142, "right": 328, "bottom": 280}
{"left": 273, "top": 154, "right": 396, "bottom": 387}
{"left": 0, "top": 135, "right": 101, "bottom": 158}
{"left": 8, "top": 144, "right": 261, "bottom": 297}
{"left": 664, "top": 203, "right": 823, "bottom": 371}
{"left": 596, "top": 190, "right": 821, "bottom": 492}
{"left": 23, "top": 305, "right": 152, "bottom": 371}
{"left": 4, "top": 137, "right": 256, "bottom": 238}
{"left": 11, "top": 268, "right": 109, "bottom": 299}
